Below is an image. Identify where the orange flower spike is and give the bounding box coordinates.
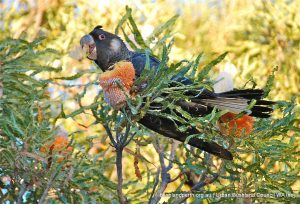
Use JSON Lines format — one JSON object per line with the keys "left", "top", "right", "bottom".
{"left": 99, "top": 61, "right": 135, "bottom": 90}
{"left": 51, "top": 136, "right": 71, "bottom": 151}
{"left": 40, "top": 135, "right": 72, "bottom": 163}
{"left": 219, "top": 112, "right": 254, "bottom": 138}
{"left": 99, "top": 61, "right": 135, "bottom": 109}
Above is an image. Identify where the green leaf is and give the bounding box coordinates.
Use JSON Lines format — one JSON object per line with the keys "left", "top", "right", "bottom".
{"left": 197, "top": 52, "right": 228, "bottom": 81}
{"left": 264, "top": 66, "right": 278, "bottom": 97}
{"left": 125, "top": 6, "right": 149, "bottom": 49}
{"left": 146, "top": 14, "right": 179, "bottom": 44}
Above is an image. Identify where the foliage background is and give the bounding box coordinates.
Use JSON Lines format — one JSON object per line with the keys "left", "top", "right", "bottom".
{"left": 0, "top": 0, "right": 299, "bottom": 203}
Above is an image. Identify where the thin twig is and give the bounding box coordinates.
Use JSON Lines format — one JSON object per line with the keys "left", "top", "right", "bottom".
{"left": 103, "top": 124, "right": 117, "bottom": 147}
{"left": 169, "top": 172, "right": 183, "bottom": 183}
{"left": 94, "top": 107, "right": 135, "bottom": 203}
{"left": 115, "top": 121, "right": 122, "bottom": 144}
{"left": 173, "top": 160, "right": 225, "bottom": 204}
{"left": 198, "top": 154, "right": 212, "bottom": 184}
{"left": 192, "top": 173, "right": 219, "bottom": 190}
{"left": 150, "top": 139, "right": 178, "bottom": 204}
{"left": 17, "top": 181, "right": 27, "bottom": 204}
{"left": 123, "top": 132, "right": 136, "bottom": 147}
{"left": 63, "top": 166, "right": 74, "bottom": 186}
{"left": 0, "top": 187, "right": 5, "bottom": 199}
{"left": 103, "top": 119, "right": 133, "bottom": 204}
{"left": 120, "top": 121, "right": 131, "bottom": 145}
{"left": 38, "top": 168, "right": 59, "bottom": 204}
{"left": 167, "top": 140, "right": 179, "bottom": 170}
{"left": 149, "top": 168, "right": 161, "bottom": 203}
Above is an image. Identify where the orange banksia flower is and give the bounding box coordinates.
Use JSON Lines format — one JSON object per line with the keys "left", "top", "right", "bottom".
{"left": 99, "top": 61, "right": 135, "bottom": 109}
{"left": 40, "top": 135, "right": 73, "bottom": 164}
{"left": 219, "top": 112, "right": 254, "bottom": 138}
{"left": 88, "top": 142, "right": 108, "bottom": 155}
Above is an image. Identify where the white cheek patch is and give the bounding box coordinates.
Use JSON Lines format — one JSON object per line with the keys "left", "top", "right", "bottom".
{"left": 110, "top": 38, "right": 121, "bottom": 53}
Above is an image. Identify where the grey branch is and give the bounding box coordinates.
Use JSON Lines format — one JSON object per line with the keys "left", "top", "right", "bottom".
{"left": 150, "top": 139, "right": 179, "bottom": 204}
{"left": 38, "top": 168, "right": 59, "bottom": 204}
{"left": 102, "top": 117, "right": 135, "bottom": 204}
{"left": 173, "top": 159, "right": 225, "bottom": 204}
{"left": 17, "top": 181, "right": 27, "bottom": 204}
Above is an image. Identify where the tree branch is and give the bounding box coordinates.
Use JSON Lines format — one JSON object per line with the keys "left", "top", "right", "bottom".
{"left": 150, "top": 139, "right": 178, "bottom": 204}
{"left": 116, "top": 146, "right": 127, "bottom": 204}
{"left": 17, "top": 181, "right": 27, "bottom": 204}
{"left": 103, "top": 124, "right": 117, "bottom": 147}
{"left": 173, "top": 159, "right": 225, "bottom": 204}
{"left": 149, "top": 167, "right": 160, "bottom": 202}
{"left": 102, "top": 117, "right": 135, "bottom": 204}
{"left": 38, "top": 168, "right": 59, "bottom": 204}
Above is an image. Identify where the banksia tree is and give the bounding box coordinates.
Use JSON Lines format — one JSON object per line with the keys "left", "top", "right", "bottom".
{"left": 1, "top": 4, "right": 299, "bottom": 204}
{"left": 64, "top": 7, "right": 299, "bottom": 203}
{"left": 0, "top": 39, "right": 117, "bottom": 203}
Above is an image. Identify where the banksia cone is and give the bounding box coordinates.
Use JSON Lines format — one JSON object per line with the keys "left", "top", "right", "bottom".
{"left": 40, "top": 134, "right": 72, "bottom": 164}
{"left": 219, "top": 112, "right": 254, "bottom": 138}
{"left": 99, "top": 61, "right": 135, "bottom": 109}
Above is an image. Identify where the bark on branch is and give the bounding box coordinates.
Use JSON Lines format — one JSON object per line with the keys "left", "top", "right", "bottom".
{"left": 150, "top": 139, "right": 179, "bottom": 204}
{"left": 102, "top": 117, "right": 135, "bottom": 204}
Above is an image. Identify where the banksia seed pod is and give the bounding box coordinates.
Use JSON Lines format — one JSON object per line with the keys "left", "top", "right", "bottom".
{"left": 134, "top": 147, "right": 142, "bottom": 181}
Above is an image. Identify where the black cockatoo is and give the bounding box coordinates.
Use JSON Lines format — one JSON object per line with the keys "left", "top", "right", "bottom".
{"left": 80, "top": 25, "right": 274, "bottom": 160}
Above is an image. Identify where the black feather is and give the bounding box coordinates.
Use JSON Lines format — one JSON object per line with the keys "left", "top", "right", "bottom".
{"left": 251, "top": 105, "right": 273, "bottom": 113}
{"left": 217, "top": 89, "right": 264, "bottom": 100}
{"left": 187, "top": 89, "right": 274, "bottom": 118}
{"left": 94, "top": 25, "right": 103, "bottom": 30}
{"left": 250, "top": 111, "right": 272, "bottom": 118}
{"left": 254, "top": 100, "right": 276, "bottom": 105}
{"left": 175, "top": 100, "right": 212, "bottom": 116}
{"left": 139, "top": 113, "right": 233, "bottom": 160}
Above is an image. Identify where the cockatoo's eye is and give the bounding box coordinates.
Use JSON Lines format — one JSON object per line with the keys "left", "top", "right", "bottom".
{"left": 99, "top": 34, "right": 106, "bottom": 40}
